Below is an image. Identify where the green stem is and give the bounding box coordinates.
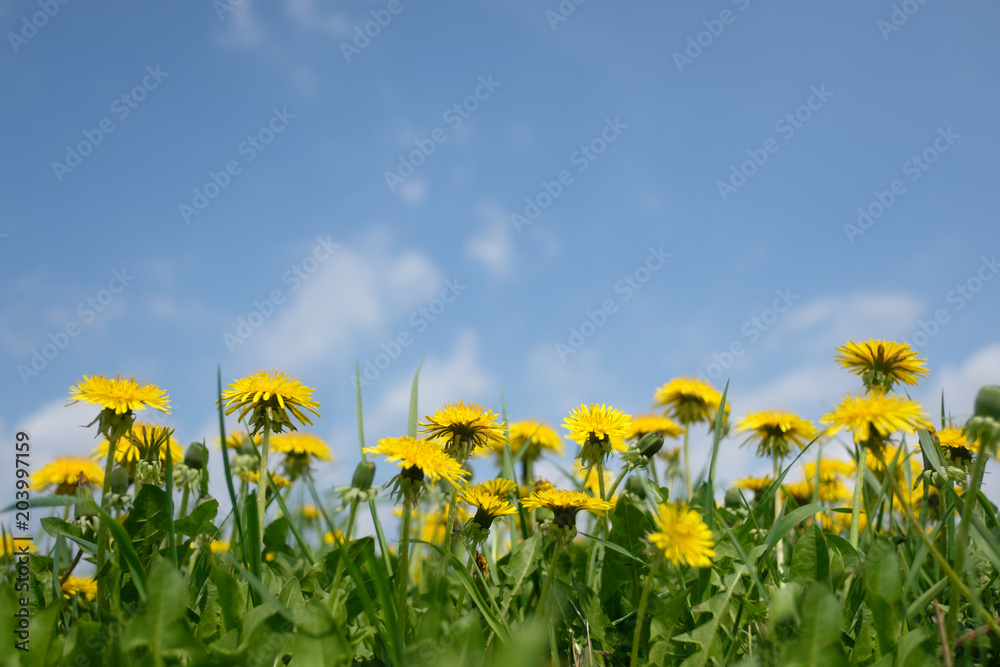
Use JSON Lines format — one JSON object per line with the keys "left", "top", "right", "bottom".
{"left": 538, "top": 539, "right": 565, "bottom": 613}
{"left": 606, "top": 463, "right": 633, "bottom": 501}
{"left": 875, "top": 449, "right": 1000, "bottom": 639}
{"left": 850, "top": 444, "right": 865, "bottom": 549}
{"left": 257, "top": 424, "right": 271, "bottom": 545}
{"left": 631, "top": 556, "right": 662, "bottom": 667}
{"left": 947, "top": 442, "right": 991, "bottom": 642}
{"left": 443, "top": 487, "right": 459, "bottom": 553}
{"left": 683, "top": 429, "right": 692, "bottom": 500}
{"left": 96, "top": 425, "right": 125, "bottom": 619}
{"left": 179, "top": 486, "right": 190, "bottom": 519}
{"left": 773, "top": 453, "right": 785, "bottom": 576}
{"left": 398, "top": 501, "right": 412, "bottom": 639}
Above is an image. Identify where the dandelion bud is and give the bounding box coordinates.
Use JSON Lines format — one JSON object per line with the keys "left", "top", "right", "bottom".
{"left": 974, "top": 386, "right": 1000, "bottom": 422}
{"left": 185, "top": 442, "right": 208, "bottom": 470}
{"left": 110, "top": 467, "right": 130, "bottom": 495}
{"left": 724, "top": 487, "right": 744, "bottom": 509}
{"left": 352, "top": 460, "right": 376, "bottom": 491}
{"left": 637, "top": 431, "right": 665, "bottom": 458}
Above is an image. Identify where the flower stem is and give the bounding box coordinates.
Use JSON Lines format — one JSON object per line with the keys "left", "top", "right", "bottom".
{"left": 398, "top": 501, "right": 412, "bottom": 639}
{"left": 874, "top": 448, "right": 1000, "bottom": 638}
{"left": 683, "top": 429, "right": 692, "bottom": 500}
{"left": 849, "top": 443, "right": 865, "bottom": 549}
{"left": 96, "top": 425, "right": 124, "bottom": 619}
{"left": 631, "top": 556, "right": 662, "bottom": 667}
{"left": 773, "top": 453, "right": 785, "bottom": 576}
{"left": 537, "top": 539, "right": 565, "bottom": 613}
{"left": 947, "top": 442, "right": 992, "bottom": 642}
{"left": 257, "top": 424, "right": 271, "bottom": 545}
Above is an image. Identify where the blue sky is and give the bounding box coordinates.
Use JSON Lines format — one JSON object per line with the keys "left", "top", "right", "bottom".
{"left": 3, "top": 0, "right": 999, "bottom": 513}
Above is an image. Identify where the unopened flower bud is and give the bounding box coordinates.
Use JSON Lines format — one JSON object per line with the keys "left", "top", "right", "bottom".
{"left": 637, "top": 431, "right": 665, "bottom": 458}
{"left": 185, "top": 442, "right": 208, "bottom": 470}
{"left": 725, "top": 487, "right": 744, "bottom": 509}
{"left": 110, "top": 467, "right": 131, "bottom": 495}
{"left": 352, "top": 460, "right": 376, "bottom": 491}
{"left": 974, "top": 386, "right": 1000, "bottom": 423}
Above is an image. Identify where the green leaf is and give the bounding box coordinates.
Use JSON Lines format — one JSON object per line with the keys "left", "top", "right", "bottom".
{"left": 40, "top": 517, "right": 97, "bottom": 554}
{"left": 599, "top": 499, "right": 653, "bottom": 603}
{"left": 21, "top": 600, "right": 62, "bottom": 667}
{"left": 407, "top": 358, "right": 425, "bottom": 439}
{"left": 174, "top": 499, "right": 219, "bottom": 537}
{"left": 121, "top": 484, "right": 170, "bottom": 564}
{"left": 500, "top": 532, "right": 543, "bottom": 615}
{"left": 122, "top": 560, "right": 202, "bottom": 663}
{"left": 864, "top": 539, "right": 902, "bottom": 655}
{"left": 674, "top": 569, "right": 744, "bottom": 667}
{"left": 211, "top": 564, "right": 245, "bottom": 633}
{"left": 789, "top": 524, "right": 830, "bottom": 585}
{"left": 289, "top": 599, "right": 350, "bottom": 666}
{"left": 780, "top": 585, "right": 848, "bottom": 667}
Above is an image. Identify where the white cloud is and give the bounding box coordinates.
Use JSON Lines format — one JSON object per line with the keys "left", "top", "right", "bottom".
{"left": 214, "top": 0, "right": 262, "bottom": 49}
{"left": 396, "top": 179, "right": 426, "bottom": 205}
{"left": 465, "top": 203, "right": 513, "bottom": 278}
{"left": 364, "top": 328, "right": 496, "bottom": 436}
{"left": 779, "top": 292, "right": 923, "bottom": 354}
{"left": 923, "top": 342, "right": 1000, "bottom": 421}
{"left": 238, "top": 240, "right": 442, "bottom": 369}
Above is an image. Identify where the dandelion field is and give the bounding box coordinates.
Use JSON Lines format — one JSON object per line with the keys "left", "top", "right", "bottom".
{"left": 4, "top": 341, "right": 1000, "bottom": 666}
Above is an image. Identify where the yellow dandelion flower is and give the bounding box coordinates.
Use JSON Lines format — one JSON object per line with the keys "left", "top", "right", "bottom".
{"left": 210, "top": 540, "right": 229, "bottom": 553}
{"left": 563, "top": 403, "right": 631, "bottom": 465}
{"left": 271, "top": 432, "right": 332, "bottom": 462}
{"left": 364, "top": 436, "right": 469, "bottom": 488}
{"left": 505, "top": 419, "right": 564, "bottom": 459}
{"left": 2, "top": 536, "right": 32, "bottom": 557}
{"left": 736, "top": 410, "right": 817, "bottom": 461}
{"left": 241, "top": 470, "right": 292, "bottom": 488}
{"left": 732, "top": 475, "right": 773, "bottom": 495}
{"left": 459, "top": 484, "right": 518, "bottom": 534}
{"left": 302, "top": 504, "right": 320, "bottom": 520}
{"left": 31, "top": 457, "right": 104, "bottom": 494}
{"left": 835, "top": 339, "right": 929, "bottom": 393}
{"left": 218, "top": 430, "right": 260, "bottom": 450}
{"left": 647, "top": 503, "right": 715, "bottom": 568}
{"left": 476, "top": 478, "right": 518, "bottom": 497}
{"left": 936, "top": 427, "right": 979, "bottom": 462}
{"left": 417, "top": 505, "right": 470, "bottom": 543}
{"left": 820, "top": 394, "right": 933, "bottom": 448}
{"left": 324, "top": 530, "right": 346, "bottom": 545}
{"left": 61, "top": 576, "right": 97, "bottom": 601}
{"left": 220, "top": 370, "right": 321, "bottom": 435}
{"left": 520, "top": 487, "right": 613, "bottom": 527}
{"left": 653, "top": 376, "right": 726, "bottom": 426}
{"left": 68, "top": 374, "right": 171, "bottom": 416}
{"left": 92, "top": 422, "right": 183, "bottom": 466}
{"left": 624, "top": 413, "right": 685, "bottom": 441}
{"left": 782, "top": 480, "right": 814, "bottom": 505}
{"left": 419, "top": 401, "right": 508, "bottom": 455}
{"left": 802, "top": 458, "right": 856, "bottom": 480}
